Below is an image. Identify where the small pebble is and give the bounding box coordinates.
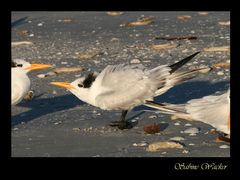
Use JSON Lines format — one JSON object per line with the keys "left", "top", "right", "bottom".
{"left": 37, "top": 23, "right": 43, "bottom": 26}
{"left": 219, "top": 145, "right": 230, "bottom": 149}
{"left": 29, "top": 33, "right": 34, "bottom": 37}
{"left": 61, "top": 62, "right": 68, "bottom": 65}
{"left": 217, "top": 71, "right": 224, "bottom": 75}
{"left": 161, "top": 152, "right": 167, "bottom": 154}
{"left": 37, "top": 74, "right": 46, "bottom": 78}
{"left": 189, "top": 143, "right": 195, "bottom": 146}
{"left": 54, "top": 121, "right": 62, "bottom": 125}
{"left": 183, "top": 127, "right": 200, "bottom": 134}
{"left": 92, "top": 155, "right": 100, "bottom": 157}
{"left": 130, "top": 59, "right": 141, "bottom": 64}
{"left": 170, "top": 136, "right": 185, "bottom": 141}
{"left": 133, "top": 141, "right": 148, "bottom": 147}
{"left": 189, "top": 133, "right": 197, "bottom": 136}
{"left": 182, "top": 150, "right": 189, "bottom": 154}
{"left": 130, "top": 119, "right": 138, "bottom": 123}
{"left": 148, "top": 115, "right": 157, "bottom": 119}
{"left": 72, "top": 128, "right": 81, "bottom": 131}
{"left": 52, "top": 90, "right": 57, "bottom": 95}
{"left": 174, "top": 122, "right": 181, "bottom": 126}
{"left": 184, "top": 123, "right": 192, "bottom": 127}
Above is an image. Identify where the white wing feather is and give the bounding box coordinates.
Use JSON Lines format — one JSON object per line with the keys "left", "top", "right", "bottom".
{"left": 92, "top": 64, "right": 171, "bottom": 110}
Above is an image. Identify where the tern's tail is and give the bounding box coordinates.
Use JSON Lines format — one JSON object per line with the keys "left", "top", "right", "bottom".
{"left": 154, "top": 66, "right": 212, "bottom": 97}
{"left": 144, "top": 101, "right": 192, "bottom": 120}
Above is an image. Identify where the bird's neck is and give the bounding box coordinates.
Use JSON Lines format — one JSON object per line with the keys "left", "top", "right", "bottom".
{"left": 70, "top": 88, "right": 96, "bottom": 106}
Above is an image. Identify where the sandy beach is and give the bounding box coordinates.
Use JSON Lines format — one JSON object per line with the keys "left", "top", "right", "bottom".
{"left": 11, "top": 11, "right": 230, "bottom": 157}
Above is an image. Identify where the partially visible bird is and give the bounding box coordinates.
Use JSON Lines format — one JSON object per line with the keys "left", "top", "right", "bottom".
{"left": 145, "top": 89, "right": 230, "bottom": 137}
{"left": 50, "top": 52, "right": 211, "bottom": 129}
{"left": 11, "top": 59, "right": 52, "bottom": 105}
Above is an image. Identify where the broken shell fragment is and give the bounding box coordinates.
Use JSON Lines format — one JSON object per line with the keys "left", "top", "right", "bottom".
{"left": 150, "top": 43, "right": 178, "bottom": 50}
{"left": 203, "top": 46, "right": 230, "bottom": 52}
{"left": 16, "top": 30, "right": 31, "bottom": 36}
{"left": 177, "top": 15, "right": 192, "bottom": 20}
{"left": 218, "top": 21, "right": 230, "bottom": 26}
{"left": 106, "top": 12, "right": 124, "bottom": 16}
{"left": 183, "top": 127, "right": 200, "bottom": 134}
{"left": 146, "top": 141, "right": 184, "bottom": 152}
{"left": 12, "top": 41, "right": 33, "bottom": 46}
{"left": 198, "top": 12, "right": 209, "bottom": 16}
{"left": 76, "top": 51, "right": 103, "bottom": 60}
{"left": 143, "top": 123, "right": 161, "bottom": 134}
{"left": 212, "top": 61, "right": 230, "bottom": 68}
{"left": 133, "top": 141, "right": 148, "bottom": 147}
{"left": 121, "top": 16, "right": 154, "bottom": 27}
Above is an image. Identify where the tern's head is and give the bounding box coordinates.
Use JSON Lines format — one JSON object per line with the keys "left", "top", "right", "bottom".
{"left": 51, "top": 72, "right": 97, "bottom": 91}
{"left": 12, "top": 59, "right": 52, "bottom": 73}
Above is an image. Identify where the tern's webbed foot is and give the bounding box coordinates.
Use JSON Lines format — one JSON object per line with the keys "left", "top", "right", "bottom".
{"left": 109, "top": 120, "right": 133, "bottom": 130}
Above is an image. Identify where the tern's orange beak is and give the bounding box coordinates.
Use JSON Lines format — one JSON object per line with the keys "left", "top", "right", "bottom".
{"left": 50, "top": 82, "right": 76, "bottom": 90}
{"left": 24, "top": 64, "right": 52, "bottom": 71}
{"left": 228, "top": 113, "right": 230, "bottom": 130}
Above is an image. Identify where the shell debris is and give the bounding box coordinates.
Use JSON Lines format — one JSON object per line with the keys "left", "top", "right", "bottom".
{"left": 198, "top": 12, "right": 209, "bottom": 16}
{"left": 106, "top": 12, "right": 124, "bottom": 16}
{"left": 121, "top": 16, "right": 154, "bottom": 27}
{"left": 146, "top": 141, "right": 184, "bottom": 152}
{"left": 76, "top": 50, "right": 104, "bottom": 60}
{"left": 150, "top": 43, "right": 178, "bottom": 50}
{"left": 203, "top": 46, "right": 230, "bottom": 52}
{"left": 133, "top": 141, "right": 148, "bottom": 147}
{"left": 218, "top": 21, "right": 230, "bottom": 26}
{"left": 12, "top": 41, "right": 33, "bottom": 46}
{"left": 183, "top": 127, "right": 200, "bottom": 134}
{"left": 177, "top": 15, "right": 192, "bottom": 20}
{"left": 143, "top": 123, "right": 161, "bottom": 134}
{"left": 170, "top": 136, "right": 185, "bottom": 141}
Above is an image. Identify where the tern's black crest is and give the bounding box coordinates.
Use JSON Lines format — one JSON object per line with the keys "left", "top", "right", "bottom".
{"left": 169, "top": 51, "right": 200, "bottom": 74}
{"left": 11, "top": 60, "right": 23, "bottom": 68}
{"left": 12, "top": 61, "right": 17, "bottom": 67}
{"left": 83, "top": 73, "right": 97, "bottom": 88}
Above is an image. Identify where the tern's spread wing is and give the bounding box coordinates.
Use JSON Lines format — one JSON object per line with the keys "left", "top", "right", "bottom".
{"left": 186, "top": 92, "right": 230, "bottom": 134}
{"left": 93, "top": 64, "right": 171, "bottom": 110}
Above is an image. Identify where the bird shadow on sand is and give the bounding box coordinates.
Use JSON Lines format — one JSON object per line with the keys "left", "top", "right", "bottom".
{"left": 12, "top": 80, "right": 229, "bottom": 127}
{"left": 11, "top": 94, "right": 84, "bottom": 127}
{"left": 134, "top": 80, "right": 229, "bottom": 112}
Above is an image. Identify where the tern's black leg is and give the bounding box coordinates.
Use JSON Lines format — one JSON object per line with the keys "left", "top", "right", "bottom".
{"left": 109, "top": 110, "right": 133, "bottom": 130}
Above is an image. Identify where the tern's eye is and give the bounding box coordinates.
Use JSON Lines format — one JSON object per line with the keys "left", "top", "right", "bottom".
{"left": 17, "top": 64, "right": 23, "bottom": 67}
{"left": 78, "top": 84, "right": 83, "bottom": 88}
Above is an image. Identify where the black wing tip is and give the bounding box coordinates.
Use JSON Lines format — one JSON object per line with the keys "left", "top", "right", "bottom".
{"left": 11, "top": 16, "right": 29, "bottom": 28}
{"left": 169, "top": 51, "right": 201, "bottom": 74}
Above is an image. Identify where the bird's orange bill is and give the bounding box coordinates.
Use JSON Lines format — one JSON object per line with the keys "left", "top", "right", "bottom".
{"left": 25, "top": 64, "right": 52, "bottom": 71}
{"left": 228, "top": 112, "right": 230, "bottom": 130}
{"left": 50, "top": 82, "right": 76, "bottom": 90}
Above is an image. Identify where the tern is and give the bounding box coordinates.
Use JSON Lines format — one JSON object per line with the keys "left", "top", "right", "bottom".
{"left": 11, "top": 59, "right": 52, "bottom": 105}
{"left": 145, "top": 89, "right": 230, "bottom": 137}
{"left": 51, "top": 52, "right": 211, "bottom": 129}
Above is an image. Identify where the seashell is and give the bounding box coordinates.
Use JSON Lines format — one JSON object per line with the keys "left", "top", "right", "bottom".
{"left": 146, "top": 141, "right": 184, "bottom": 152}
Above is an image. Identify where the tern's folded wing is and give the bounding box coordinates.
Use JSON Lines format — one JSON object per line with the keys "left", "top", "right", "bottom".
{"left": 186, "top": 92, "right": 230, "bottom": 134}
{"left": 93, "top": 64, "right": 170, "bottom": 110}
